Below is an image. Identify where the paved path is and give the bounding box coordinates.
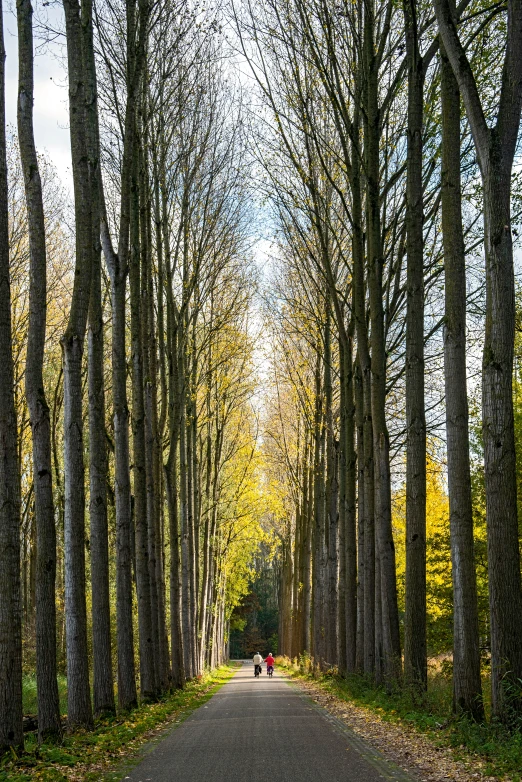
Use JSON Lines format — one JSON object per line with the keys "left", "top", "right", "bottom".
{"left": 123, "top": 662, "right": 414, "bottom": 782}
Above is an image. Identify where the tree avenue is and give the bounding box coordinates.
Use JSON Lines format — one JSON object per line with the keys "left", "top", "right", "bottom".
{"left": 0, "top": 0, "right": 521, "bottom": 764}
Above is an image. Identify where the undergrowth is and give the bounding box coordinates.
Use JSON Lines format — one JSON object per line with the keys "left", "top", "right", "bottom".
{"left": 276, "top": 655, "right": 522, "bottom": 781}
{"left": 1, "top": 664, "right": 237, "bottom": 782}
{"left": 22, "top": 675, "right": 68, "bottom": 718}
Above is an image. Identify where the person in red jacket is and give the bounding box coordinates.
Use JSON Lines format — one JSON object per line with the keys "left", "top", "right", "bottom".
{"left": 265, "top": 653, "right": 275, "bottom": 675}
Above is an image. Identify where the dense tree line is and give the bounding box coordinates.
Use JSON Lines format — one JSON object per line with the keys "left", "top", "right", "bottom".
{"left": 244, "top": 0, "right": 522, "bottom": 725}
{"left": 1, "top": 0, "right": 522, "bottom": 759}
{"left": 0, "top": 0, "right": 261, "bottom": 752}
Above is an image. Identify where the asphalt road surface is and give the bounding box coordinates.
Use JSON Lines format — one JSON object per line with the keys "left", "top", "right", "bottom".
{"left": 122, "top": 662, "right": 414, "bottom": 782}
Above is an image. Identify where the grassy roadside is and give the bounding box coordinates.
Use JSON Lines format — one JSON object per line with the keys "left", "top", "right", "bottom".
{"left": 1, "top": 664, "right": 238, "bottom": 782}
{"left": 276, "top": 656, "right": 522, "bottom": 781}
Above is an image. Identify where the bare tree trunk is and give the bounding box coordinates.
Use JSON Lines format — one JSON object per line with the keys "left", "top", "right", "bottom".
{"left": 61, "top": 0, "right": 94, "bottom": 730}
{"left": 166, "top": 450, "right": 185, "bottom": 689}
{"left": 354, "top": 358, "right": 365, "bottom": 673}
{"left": 303, "top": 451, "right": 312, "bottom": 654}
{"left": 186, "top": 325, "right": 198, "bottom": 674}
{"left": 324, "top": 311, "right": 338, "bottom": 665}
{"left": 130, "top": 143, "right": 156, "bottom": 701}
{"left": 297, "top": 436, "right": 309, "bottom": 655}
{"left": 97, "top": 0, "right": 146, "bottom": 714}
{"left": 199, "top": 351, "right": 213, "bottom": 669}
{"left": 0, "top": 0, "right": 23, "bottom": 751}
{"left": 364, "top": 4, "right": 401, "bottom": 684}
{"left": 81, "top": 0, "right": 115, "bottom": 718}
{"left": 179, "top": 338, "right": 194, "bottom": 678}
{"left": 110, "top": 265, "right": 137, "bottom": 711}
{"left": 403, "top": 0, "right": 427, "bottom": 693}
{"left": 153, "top": 139, "right": 171, "bottom": 690}
{"left": 165, "top": 312, "right": 185, "bottom": 688}
{"left": 434, "top": 0, "right": 522, "bottom": 721}
{"left": 343, "top": 329, "right": 357, "bottom": 673}
{"left": 88, "top": 240, "right": 114, "bottom": 718}
{"left": 17, "top": 0, "right": 61, "bottom": 741}
{"left": 140, "top": 130, "right": 161, "bottom": 695}
{"left": 312, "top": 350, "right": 325, "bottom": 665}
{"left": 440, "top": 36, "right": 483, "bottom": 720}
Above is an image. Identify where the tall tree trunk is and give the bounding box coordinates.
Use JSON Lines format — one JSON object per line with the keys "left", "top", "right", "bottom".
{"left": 354, "top": 358, "right": 365, "bottom": 673}
{"left": 324, "top": 311, "right": 338, "bottom": 665}
{"left": 440, "top": 37, "right": 483, "bottom": 720}
{"left": 199, "top": 348, "right": 213, "bottom": 669}
{"left": 312, "top": 350, "right": 325, "bottom": 665}
{"left": 140, "top": 130, "right": 161, "bottom": 695}
{"left": 130, "top": 143, "right": 156, "bottom": 701}
{"left": 179, "top": 338, "right": 194, "bottom": 678}
{"left": 434, "top": 0, "right": 522, "bottom": 721}
{"left": 166, "top": 445, "right": 185, "bottom": 689}
{"left": 0, "top": 0, "right": 23, "bottom": 751}
{"left": 350, "top": 145, "right": 375, "bottom": 676}
{"left": 343, "top": 328, "right": 357, "bottom": 673}
{"left": 17, "top": 0, "right": 61, "bottom": 741}
{"left": 98, "top": 0, "right": 144, "bottom": 714}
{"left": 82, "top": 0, "right": 115, "bottom": 718}
{"left": 364, "top": 4, "right": 401, "bottom": 684}
{"left": 186, "top": 323, "right": 198, "bottom": 674}
{"left": 162, "top": 154, "right": 185, "bottom": 689}
{"left": 403, "top": 0, "right": 427, "bottom": 693}
{"left": 110, "top": 265, "right": 137, "bottom": 711}
{"left": 61, "top": 0, "right": 94, "bottom": 730}
{"left": 153, "top": 139, "right": 171, "bottom": 690}
{"left": 481, "top": 162, "right": 522, "bottom": 720}
{"left": 303, "top": 448, "right": 313, "bottom": 654}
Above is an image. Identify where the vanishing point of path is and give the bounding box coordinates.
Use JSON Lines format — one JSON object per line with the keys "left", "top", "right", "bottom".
{"left": 123, "top": 663, "right": 415, "bottom": 782}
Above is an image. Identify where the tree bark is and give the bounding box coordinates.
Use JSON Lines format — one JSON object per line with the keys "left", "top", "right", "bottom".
{"left": 440, "top": 34, "right": 483, "bottom": 720}
{"left": 61, "top": 0, "right": 94, "bottom": 730}
{"left": 81, "top": 0, "right": 115, "bottom": 718}
{"left": 0, "top": 0, "right": 23, "bottom": 751}
{"left": 433, "top": 0, "right": 522, "bottom": 721}
{"left": 312, "top": 349, "right": 326, "bottom": 666}
{"left": 324, "top": 311, "right": 339, "bottom": 665}
{"left": 364, "top": 3, "right": 401, "bottom": 684}
{"left": 403, "top": 0, "right": 427, "bottom": 693}
{"left": 343, "top": 329, "right": 357, "bottom": 673}
{"left": 130, "top": 142, "right": 156, "bottom": 701}
{"left": 354, "top": 358, "right": 365, "bottom": 673}
{"left": 17, "top": 0, "right": 61, "bottom": 741}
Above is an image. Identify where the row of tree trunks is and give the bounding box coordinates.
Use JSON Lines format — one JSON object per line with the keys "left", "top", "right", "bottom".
{"left": 1, "top": 0, "right": 251, "bottom": 751}
{"left": 433, "top": 0, "right": 522, "bottom": 723}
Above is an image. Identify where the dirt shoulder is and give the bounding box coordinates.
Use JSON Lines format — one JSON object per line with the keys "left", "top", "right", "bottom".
{"left": 282, "top": 673, "right": 501, "bottom": 782}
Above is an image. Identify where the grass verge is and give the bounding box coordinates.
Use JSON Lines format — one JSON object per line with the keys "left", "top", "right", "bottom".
{"left": 1, "top": 664, "right": 238, "bottom": 782}
{"left": 276, "top": 656, "right": 522, "bottom": 781}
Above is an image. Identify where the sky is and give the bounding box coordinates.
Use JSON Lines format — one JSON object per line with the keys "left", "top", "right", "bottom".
{"left": 3, "top": 2, "right": 73, "bottom": 193}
